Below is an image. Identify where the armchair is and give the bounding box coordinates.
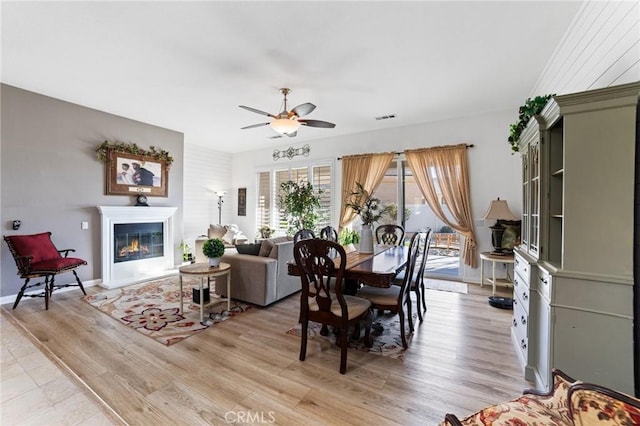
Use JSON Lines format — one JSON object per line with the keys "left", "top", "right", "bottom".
{"left": 4, "top": 232, "right": 87, "bottom": 310}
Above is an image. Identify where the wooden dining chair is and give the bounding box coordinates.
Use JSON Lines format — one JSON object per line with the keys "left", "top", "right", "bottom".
{"left": 4, "top": 232, "right": 87, "bottom": 310}
{"left": 319, "top": 225, "right": 338, "bottom": 242}
{"left": 294, "top": 238, "right": 372, "bottom": 374}
{"left": 355, "top": 231, "right": 425, "bottom": 348}
{"left": 407, "top": 228, "right": 432, "bottom": 322}
{"left": 293, "top": 228, "right": 316, "bottom": 244}
{"left": 375, "top": 224, "right": 405, "bottom": 246}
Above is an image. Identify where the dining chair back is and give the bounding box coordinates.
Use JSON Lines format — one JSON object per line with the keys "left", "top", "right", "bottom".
{"left": 293, "top": 229, "right": 316, "bottom": 244}
{"left": 375, "top": 224, "right": 405, "bottom": 246}
{"left": 319, "top": 226, "right": 338, "bottom": 242}
{"left": 4, "top": 232, "right": 87, "bottom": 310}
{"left": 412, "top": 228, "right": 432, "bottom": 321}
{"left": 356, "top": 231, "right": 426, "bottom": 348}
{"left": 294, "top": 238, "right": 372, "bottom": 374}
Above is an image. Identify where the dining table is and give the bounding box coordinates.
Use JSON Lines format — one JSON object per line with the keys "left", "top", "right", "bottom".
{"left": 287, "top": 244, "right": 408, "bottom": 294}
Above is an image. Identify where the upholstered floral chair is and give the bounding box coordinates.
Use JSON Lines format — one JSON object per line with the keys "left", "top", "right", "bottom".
{"left": 441, "top": 369, "right": 640, "bottom": 426}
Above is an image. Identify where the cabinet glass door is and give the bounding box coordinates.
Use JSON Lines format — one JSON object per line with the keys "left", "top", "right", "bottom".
{"left": 521, "top": 151, "right": 529, "bottom": 249}
{"left": 529, "top": 141, "right": 540, "bottom": 256}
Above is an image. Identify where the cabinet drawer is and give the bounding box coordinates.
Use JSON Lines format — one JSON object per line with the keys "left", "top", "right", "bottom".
{"left": 514, "top": 252, "right": 530, "bottom": 284}
{"left": 512, "top": 298, "right": 529, "bottom": 340}
{"left": 513, "top": 281, "right": 530, "bottom": 314}
{"left": 537, "top": 268, "right": 552, "bottom": 301}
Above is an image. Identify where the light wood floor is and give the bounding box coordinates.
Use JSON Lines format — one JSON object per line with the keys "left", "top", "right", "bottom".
{"left": 2, "top": 282, "right": 530, "bottom": 425}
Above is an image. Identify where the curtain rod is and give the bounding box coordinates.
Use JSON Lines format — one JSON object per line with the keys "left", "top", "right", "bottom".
{"left": 337, "top": 144, "right": 474, "bottom": 160}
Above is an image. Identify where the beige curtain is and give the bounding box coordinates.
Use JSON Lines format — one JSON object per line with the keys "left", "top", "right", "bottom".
{"left": 404, "top": 144, "right": 478, "bottom": 268}
{"left": 339, "top": 152, "right": 395, "bottom": 229}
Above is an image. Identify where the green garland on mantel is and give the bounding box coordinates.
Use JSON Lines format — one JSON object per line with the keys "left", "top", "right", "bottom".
{"left": 508, "top": 94, "right": 555, "bottom": 153}
{"left": 96, "top": 141, "right": 174, "bottom": 169}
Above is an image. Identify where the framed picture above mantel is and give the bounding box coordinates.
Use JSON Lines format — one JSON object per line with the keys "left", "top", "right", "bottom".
{"left": 105, "top": 149, "right": 169, "bottom": 197}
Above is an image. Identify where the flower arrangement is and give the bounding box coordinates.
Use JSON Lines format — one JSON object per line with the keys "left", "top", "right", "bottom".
{"left": 345, "top": 182, "right": 391, "bottom": 226}
{"left": 202, "top": 238, "right": 225, "bottom": 258}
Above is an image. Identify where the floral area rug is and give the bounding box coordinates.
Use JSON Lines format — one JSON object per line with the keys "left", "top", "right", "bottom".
{"left": 287, "top": 311, "right": 417, "bottom": 361}
{"left": 82, "top": 276, "right": 251, "bottom": 346}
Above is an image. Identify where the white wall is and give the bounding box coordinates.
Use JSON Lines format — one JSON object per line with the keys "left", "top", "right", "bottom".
{"left": 182, "top": 144, "right": 232, "bottom": 249}
{"left": 531, "top": 0, "right": 639, "bottom": 96}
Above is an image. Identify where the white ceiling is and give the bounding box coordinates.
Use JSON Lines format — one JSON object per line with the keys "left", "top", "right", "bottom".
{"left": 1, "top": 1, "right": 582, "bottom": 154}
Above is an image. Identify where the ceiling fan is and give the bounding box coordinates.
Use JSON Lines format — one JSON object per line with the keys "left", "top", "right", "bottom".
{"left": 239, "top": 88, "right": 335, "bottom": 137}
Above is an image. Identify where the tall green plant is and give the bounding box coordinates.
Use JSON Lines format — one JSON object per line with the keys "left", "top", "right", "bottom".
{"left": 279, "top": 181, "right": 323, "bottom": 236}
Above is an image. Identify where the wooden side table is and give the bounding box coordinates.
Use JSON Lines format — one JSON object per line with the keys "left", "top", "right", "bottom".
{"left": 479, "top": 252, "right": 514, "bottom": 295}
{"left": 179, "top": 262, "right": 231, "bottom": 322}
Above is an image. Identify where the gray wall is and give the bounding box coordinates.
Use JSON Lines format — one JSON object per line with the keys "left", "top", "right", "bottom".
{"left": 1, "top": 84, "right": 184, "bottom": 297}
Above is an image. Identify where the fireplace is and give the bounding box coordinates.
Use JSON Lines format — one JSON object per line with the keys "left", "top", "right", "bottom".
{"left": 97, "top": 206, "right": 178, "bottom": 288}
{"left": 114, "top": 222, "right": 164, "bottom": 263}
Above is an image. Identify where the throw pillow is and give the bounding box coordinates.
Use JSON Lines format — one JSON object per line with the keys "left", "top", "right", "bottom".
{"left": 235, "top": 243, "right": 261, "bottom": 256}
{"left": 258, "top": 236, "right": 292, "bottom": 257}
{"left": 258, "top": 240, "right": 274, "bottom": 257}
{"left": 208, "top": 224, "right": 226, "bottom": 240}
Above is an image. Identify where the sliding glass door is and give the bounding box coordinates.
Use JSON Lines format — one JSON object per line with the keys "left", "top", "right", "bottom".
{"left": 371, "top": 159, "right": 461, "bottom": 279}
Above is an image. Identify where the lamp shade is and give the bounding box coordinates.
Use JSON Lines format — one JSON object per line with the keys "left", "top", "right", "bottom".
{"left": 270, "top": 117, "right": 300, "bottom": 135}
{"left": 483, "top": 198, "right": 517, "bottom": 221}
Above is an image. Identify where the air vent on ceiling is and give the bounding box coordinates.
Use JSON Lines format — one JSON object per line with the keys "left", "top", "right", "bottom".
{"left": 375, "top": 114, "right": 396, "bottom": 121}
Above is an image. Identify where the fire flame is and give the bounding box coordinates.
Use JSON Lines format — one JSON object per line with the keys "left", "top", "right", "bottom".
{"left": 119, "top": 239, "right": 150, "bottom": 257}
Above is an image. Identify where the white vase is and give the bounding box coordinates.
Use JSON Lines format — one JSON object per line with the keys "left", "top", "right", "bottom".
{"left": 208, "top": 257, "right": 221, "bottom": 267}
{"left": 359, "top": 224, "right": 374, "bottom": 254}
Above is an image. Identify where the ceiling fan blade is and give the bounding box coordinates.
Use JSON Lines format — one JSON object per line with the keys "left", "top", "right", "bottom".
{"left": 241, "top": 122, "right": 270, "bottom": 130}
{"left": 239, "top": 105, "right": 277, "bottom": 118}
{"left": 291, "top": 103, "right": 316, "bottom": 117}
{"left": 299, "top": 119, "right": 336, "bottom": 128}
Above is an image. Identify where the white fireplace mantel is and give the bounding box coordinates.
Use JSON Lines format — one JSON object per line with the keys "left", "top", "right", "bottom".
{"left": 97, "top": 206, "right": 178, "bottom": 288}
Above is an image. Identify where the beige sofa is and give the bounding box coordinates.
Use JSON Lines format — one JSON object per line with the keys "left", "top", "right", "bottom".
{"left": 216, "top": 236, "right": 300, "bottom": 307}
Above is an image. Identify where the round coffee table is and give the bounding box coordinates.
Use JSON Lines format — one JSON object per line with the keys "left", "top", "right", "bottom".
{"left": 179, "top": 262, "right": 231, "bottom": 322}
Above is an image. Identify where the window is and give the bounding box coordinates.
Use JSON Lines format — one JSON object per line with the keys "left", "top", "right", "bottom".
{"left": 257, "top": 163, "right": 332, "bottom": 235}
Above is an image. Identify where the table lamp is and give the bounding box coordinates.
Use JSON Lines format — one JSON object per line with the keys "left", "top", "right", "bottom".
{"left": 483, "top": 197, "right": 517, "bottom": 255}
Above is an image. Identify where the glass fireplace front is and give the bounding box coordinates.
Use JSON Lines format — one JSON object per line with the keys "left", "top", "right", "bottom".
{"left": 114, "top": 222, "right": 163, "bottom": 263}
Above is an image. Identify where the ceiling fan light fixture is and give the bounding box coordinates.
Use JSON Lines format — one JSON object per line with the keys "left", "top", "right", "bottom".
{"left": 270, "top": 117, "right": 300, "bottom": 135}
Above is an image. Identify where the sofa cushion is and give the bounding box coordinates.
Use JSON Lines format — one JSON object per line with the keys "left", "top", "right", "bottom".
{"left": 258, "top": 236, "right": 291, "bottom": 257}
{"left": 236, "top": 243, "right": 261, "bottom": 256}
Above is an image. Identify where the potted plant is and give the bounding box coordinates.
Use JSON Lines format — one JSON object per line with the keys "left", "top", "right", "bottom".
{"left": 345, "top": 182, "right": 391, "bottom": 253}
{"left": 338, "top": 228, "right": 360, "bottom": 252}
{"left": 259, "top": 225, "right": 274, "bottom": 239}
{"left": 202, "top": 238, "right": 225, "bottom": 267}
{"left": 279, "top": 180, "right": 323, "bottom": 236}
{"left": 178, "top": 240, "right": 193, "bottom": 264}
{"left": 508, "top": 94, "right": 554, "bottom": 153}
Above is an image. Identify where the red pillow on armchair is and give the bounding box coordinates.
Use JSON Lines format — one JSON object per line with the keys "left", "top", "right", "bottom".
{"left": 8, "top": 232, "right": 61, "bottom": 263}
